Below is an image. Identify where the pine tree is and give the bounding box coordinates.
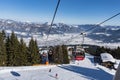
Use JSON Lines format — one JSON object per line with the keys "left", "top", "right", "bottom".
{"left": 115, "top": 47, "right": 120, "bottom": 59}
{"left": 53, "top": 45, "right": 68, "bottom": 64}
{"left": 95, "top": 46, "right": 106, "bottom": 56}
{"left": 101, "top": 46, "right": 106, "bottom": 53}
{"left": 28, "top": 38, "right": 41, "bottom": 65}
{"left": 26, "top": 46, "right": 32, "bottom": 65}
{"left": 57, "top": 45, "right": 63, "bottom": 64}
{"left": 9, "top": 31, "right": 20, "bottom": 66}
{"left": 2, "top": 30, "right": 6, "bottom": 40}
{"left": 34, "top": 40, "right": 41, "bottom": 63}
{"left": 53, "top": 46, "right": 59, "bottom": 64}
{"left": 18, "top": 38, "right": 28, "bottom": 65}
{"left": 6, "top": 36, "right": 11, "bottom": 66}
{"left": 0, "top": 32, "right": 7, "bottom": 66}
{"left": 62, "top": 45, "right": 69, "bottom": 64}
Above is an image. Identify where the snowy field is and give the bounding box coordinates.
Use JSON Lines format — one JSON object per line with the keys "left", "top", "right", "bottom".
{"left": 6, "top": 30, "right": 117, "bottom": 48}
{"left": 0, "top": 54, "right": 118, "bottom": 80}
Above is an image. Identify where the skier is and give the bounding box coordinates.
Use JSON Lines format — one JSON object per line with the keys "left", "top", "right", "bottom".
{"left": 94, "top": 56, "right": 97, "bottom": 66}
{"left": 49, "top": 69, "right": 51, "bottom": 72}
{"left": 55, "top": 73, "right": 58, "bottom": 79}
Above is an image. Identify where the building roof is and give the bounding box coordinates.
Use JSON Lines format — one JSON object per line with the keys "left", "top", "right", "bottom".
{"left": 100, "top": 53, "right": 115, "bottom": 63}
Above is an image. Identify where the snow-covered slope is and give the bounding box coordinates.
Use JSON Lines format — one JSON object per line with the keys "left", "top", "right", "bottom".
{"left": 0, "top": 53, "right": 117, "bottom": 80}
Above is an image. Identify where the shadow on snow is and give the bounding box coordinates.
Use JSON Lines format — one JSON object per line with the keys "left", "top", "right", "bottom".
{"left": 10, "top": 71, "right": 21, "bottom": 77}
{"left": 58, "top": 65, "right": 113, "bottom": 80}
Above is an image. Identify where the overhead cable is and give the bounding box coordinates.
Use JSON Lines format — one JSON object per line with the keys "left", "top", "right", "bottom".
{"left": 46, "top": 0, "right": 61, "bottom": 41}
{"left": 63, "top": 12, "right": 120, "bottom": 45}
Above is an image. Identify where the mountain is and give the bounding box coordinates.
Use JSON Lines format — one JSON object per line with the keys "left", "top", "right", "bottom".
{"left": 86, "top": 25, "right": 120, "bottom": 43}
{"left": 0, "top": 19, "right": 120, "bottom": 47}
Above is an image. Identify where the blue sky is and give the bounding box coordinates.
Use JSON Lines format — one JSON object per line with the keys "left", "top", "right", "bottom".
{"left": 0, "top": 0, "right": 120, "bottom": 25}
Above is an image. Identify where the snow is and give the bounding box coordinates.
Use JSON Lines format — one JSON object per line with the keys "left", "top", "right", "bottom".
{"left": 114, "top": 60, "right": 120, "bottom": 69}
{"left": 5, "top": 30, "right": 12, "bottom": 34}
{"left": 111, "top": 28, "right": 120, "bottom": 30}
{"left": 73, "top": 25, "right": 78, "bottom": 28}
{"left": 0, "top": 53, "right": 117, "bottom": 80}
{"left": 94, "top": 32, "right": 111, "bottom": 36}
{"left": 32, "top": 33, "right": 120, "bottom": 48}
{"left": 100, "top": 53, "right": 116, "bottom": 63}
{"left": 40, "top": 49, "right": 49, "bottom": 54}
{"left": 4, "top": 29, "right": 120, "bottom": 48}
{"left": 118, "top": 38, "right": 120, "bottom": 40}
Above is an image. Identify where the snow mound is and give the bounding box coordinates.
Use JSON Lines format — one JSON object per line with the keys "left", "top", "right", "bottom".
{"left": 100, "top": 53, "right": 116, "bottom": 63}
{"left": 72, "top": 54, "right": 96, "bottom": 69}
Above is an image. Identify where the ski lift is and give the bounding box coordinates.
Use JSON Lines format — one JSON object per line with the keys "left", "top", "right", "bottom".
{"left": 72, "top": 45, "right": 85, "bottom": 61}
{"left": 71, "top": 32, "right": 86, "bottom": 61}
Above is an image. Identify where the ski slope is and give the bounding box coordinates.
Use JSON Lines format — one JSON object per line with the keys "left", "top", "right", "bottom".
{"left": 0, "top": 54, "right": 117, "bottom": 80}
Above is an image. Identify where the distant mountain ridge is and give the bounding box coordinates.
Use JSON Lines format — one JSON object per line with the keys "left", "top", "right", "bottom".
{"left": 0, "top": 19, "right": 120, "bottom": 44}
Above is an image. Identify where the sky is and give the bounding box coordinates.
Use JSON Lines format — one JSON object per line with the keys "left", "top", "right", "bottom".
{"left": 0, "top": 0, "right": 120, "bottom": 25}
